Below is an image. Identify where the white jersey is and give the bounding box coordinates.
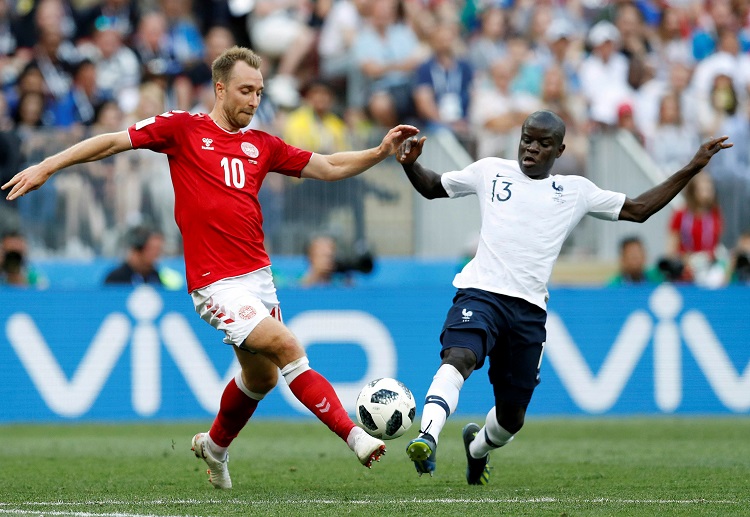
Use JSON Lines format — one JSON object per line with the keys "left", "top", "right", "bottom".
{"left": 441, "top": 157, "right": 626, "bottom": 310}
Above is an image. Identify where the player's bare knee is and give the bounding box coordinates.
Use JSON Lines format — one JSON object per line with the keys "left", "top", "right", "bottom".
{"left": 241, "top": 368, "right": 278, "bottom": 393}
{"left": 442, "top": 347, "right": 477, "bottom": 379}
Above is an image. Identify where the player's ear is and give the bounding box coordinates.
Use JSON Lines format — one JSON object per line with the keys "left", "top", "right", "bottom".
{"left": 557, "top": 143, "right": 566, "bottom": 158}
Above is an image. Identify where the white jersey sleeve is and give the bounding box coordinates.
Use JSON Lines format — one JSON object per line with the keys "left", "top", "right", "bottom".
{"left": 579, "top": 176, "right": 627, "bottom": 220}
{"left": 440, "top": 158, "right": 498, "bottom": 198}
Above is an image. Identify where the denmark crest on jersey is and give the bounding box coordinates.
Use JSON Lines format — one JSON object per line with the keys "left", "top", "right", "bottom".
{"left": 241, "top": 142, "right": 259, "bottom": 158}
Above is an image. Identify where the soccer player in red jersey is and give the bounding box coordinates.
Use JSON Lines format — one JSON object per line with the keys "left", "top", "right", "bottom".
{"left": 3, "top": 47, "right": 419, "bottom": 489}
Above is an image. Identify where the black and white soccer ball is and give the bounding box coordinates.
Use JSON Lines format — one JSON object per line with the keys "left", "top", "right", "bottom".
{"left": 355, "top": 378, "right": 416, "bottom": 440}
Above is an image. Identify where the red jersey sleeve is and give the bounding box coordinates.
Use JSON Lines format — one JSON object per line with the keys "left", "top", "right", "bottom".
{"left": 127, "top": 111, "right": 189, "bottom": 155}
{"left": 264, "top": 133, "right": 313, "bottom": 177}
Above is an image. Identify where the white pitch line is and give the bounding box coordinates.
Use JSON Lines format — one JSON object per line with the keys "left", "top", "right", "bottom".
{"left": 0, "top": 497, "right": 744, "bottom": 507}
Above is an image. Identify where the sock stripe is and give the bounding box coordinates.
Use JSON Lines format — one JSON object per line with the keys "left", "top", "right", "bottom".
{"left": 483, "top": 428, "right": 501, "bottom": 448}
{"left": 424, "top": 395, "right": 451, "bottom": 418}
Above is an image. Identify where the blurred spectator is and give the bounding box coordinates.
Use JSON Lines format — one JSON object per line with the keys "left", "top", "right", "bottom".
{"left": 277, "top": 77, "right": 351, "bottom": 250}
{"left": 29, "top": 0, "right": 80, "bottom": 105}
{"left": 131, "top": 12, "right": 182, "bottom": 84}
{"left": 13, "top": 91, "right": 46, "bottom": 128}
{"left": 55, "top": 59, "right": 110, "bottom": 126}
{"left": 666, "top": 172, "right": 727, "bottom": 287}
{"left": 317, "top": 0, "right": 369, "bottom": 99}
{"left": 467, "top": 4, "right": 508, "bottom": 79}
{"left": 537, "top": 18, "right": 582, "bottom": 95}
{"left": 651, "top": 5, "right": 694, "bottom": 74}
{"left": 283, "top": 78, "right": 349, "bottom": 153}
{"left": 299, "top": 234, "right": 338, "bottom": 287}
{"left": 470, "top": 57, "right": 539, "bottom": 159}
{"left": 635, "top": 61, "right": 699, "bottom": 139}
{"left": 412, "top": 20, "right": 474, "bottom": 140}
{"left": 0, "top": 230, "right": 46, "bottom": 287}
{"left": 352, "top": 0, "right": 423, "bottom": 128}
{"left": 0, "top": 110, "right": 22, "bottom": 233}
{"left": 76, "top": 0, "right": 140, "bottom": 42}
{"left": 538, "top": 65, "right": 587, "bottom": 175}
{"left": 645, "top": 91, "right": 701, "bottom": 173}
{"left": 114, "top": 81, "right": 179, "bottom": 255}
{"left": 160, "top": 0, "right": 205, "bottom": 69}
{"left": 104, "top": 225, "right": 167, "bottom": 286}
{"left": 613, "top": 1, "right": 653, "bottom": 62}
{"left": 15, "top": 0, "right": 77, "bottom": 49}
{"left": 691, "top": 0, "right": 747, "bottom": 58}
{"left": 249, "top": 0, "right": 318, "bottom": 109}
{"left": 505, "top": 32, "right": 544, "bottom": 98}
{"left": 615, "top": 102, "right": 644, "bottom": 146}
{"left": 728, "top": 230, "right": 750, "bottom": 284}
{"left": 607, "top": 235, "right": 663, "bottom": 286}
{"left": 78, "top": 28, "right": 141, "bottom": 114}
{"left": 281, "top": 78, "right": 396, "bottom": 252}
{"left": 173, "top": 25, "right": 234, "bottom": 111}
{"left": 4, "top": 62, "right": 45, "bottom": 116}
{"left": 697, "top": 71, "right": 750, "bottom": 246}
{"left": 579, "top": 20, "right": 632, "bottom": 127}
{"left": 0, "top": 0, "right": 32, "bottom": 88}
{"left": 691, "top": 28, "right": 750, "bottom": 106}
{"left": 698, "top": 73, "right": 739, "bottom": 138}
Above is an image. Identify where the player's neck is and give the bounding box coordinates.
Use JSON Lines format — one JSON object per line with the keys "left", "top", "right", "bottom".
{"left": 208, "top": 110, "right": 241, "bottom": 133}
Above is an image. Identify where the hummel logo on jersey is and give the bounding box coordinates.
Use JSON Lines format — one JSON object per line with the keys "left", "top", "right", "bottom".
{"left": 552, "top": 181, "right": 563, "bottom": 192}
{"left": 462, "top": 309, "right": 473, "bottom": 322}
{"left": 201, "top": 138, "right": 214, "bottom": 150}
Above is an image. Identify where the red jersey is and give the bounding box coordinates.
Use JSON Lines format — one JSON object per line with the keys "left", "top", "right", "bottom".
{"left": 669, "top": 207, "right": 723, "bottom": 258}
{"left": 127, "top": 111, "right": 312, "bottom": 291}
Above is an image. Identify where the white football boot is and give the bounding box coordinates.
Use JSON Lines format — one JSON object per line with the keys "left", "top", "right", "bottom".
{"left": 191, "top": 433, "right": 232, "bottom": 489}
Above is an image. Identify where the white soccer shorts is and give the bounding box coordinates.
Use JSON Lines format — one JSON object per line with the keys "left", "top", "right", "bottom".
{"left": 191, "top": 267, "right": 283, "bottom": 347}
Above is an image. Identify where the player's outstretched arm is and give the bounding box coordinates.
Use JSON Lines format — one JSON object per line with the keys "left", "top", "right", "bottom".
{"left": 619, "top": 136, "right": 732, "bottom": 223}
{"left": 300, "top": 124, "right": 419, "bottom": 181}
{"left": 396, "top": 136, "right": 448, "bottom": 199}
{"left": 2, "top": 131, "right": 132, "bottom": 201}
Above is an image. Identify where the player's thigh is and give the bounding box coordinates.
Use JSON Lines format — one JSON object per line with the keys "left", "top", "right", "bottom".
{"left": 489, "top": 311, "right": 546, "bottom": 406}
{"left": 191, "top": 269, "right": 280, "bottom": 347}
{"left": 440, "top": 288, "right": 504, "bottom": 369}
{"left": 233, "top": 346, "right": 279, "bottom": 393}
{"left": 242, "top": 316, "right": 304, "bottom": 367}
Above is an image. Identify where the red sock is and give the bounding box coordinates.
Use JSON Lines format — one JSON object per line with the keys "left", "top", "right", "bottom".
{"left": 209, "top": 378, "right": 259, "bottom": 447}
{"left": 288, "top": 369, "right": 356, "bottom": 441}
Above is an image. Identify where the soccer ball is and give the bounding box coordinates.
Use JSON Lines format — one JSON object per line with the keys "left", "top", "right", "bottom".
{"left": 355, "top": 378, "right": 416, "bottom": 440}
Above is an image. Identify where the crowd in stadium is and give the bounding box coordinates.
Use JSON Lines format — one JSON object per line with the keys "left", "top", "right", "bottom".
{"left": 0, "top": 0, "right": 749, "bottom": 286}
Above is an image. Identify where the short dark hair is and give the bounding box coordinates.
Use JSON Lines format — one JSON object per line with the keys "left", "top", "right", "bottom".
{"left": 619, "top": 235, "right": 643, "bottom": 253}
{"left": 126, "top": 225, "right": 161, "bottom": 251}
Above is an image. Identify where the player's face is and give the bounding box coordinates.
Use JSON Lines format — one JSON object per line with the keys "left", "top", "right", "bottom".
{"left": 517, "top": 121, "right": 564, "bottom": 179}
{"left": 220, "top": 61, "right": 264, "bottom": 130}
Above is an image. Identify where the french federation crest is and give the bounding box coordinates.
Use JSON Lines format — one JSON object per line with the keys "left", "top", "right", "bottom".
{"left": 241, "top": 142, "right": 259, "bottom": 158}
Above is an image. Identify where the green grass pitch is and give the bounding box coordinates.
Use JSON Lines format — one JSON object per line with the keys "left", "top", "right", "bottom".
{"left": 1, "top": 417, "right": 748, "bottom": 516}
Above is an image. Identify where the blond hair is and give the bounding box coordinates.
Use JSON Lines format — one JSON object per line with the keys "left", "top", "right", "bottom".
{"left": 211, "top": 47, "right": 263, "bottom": 87}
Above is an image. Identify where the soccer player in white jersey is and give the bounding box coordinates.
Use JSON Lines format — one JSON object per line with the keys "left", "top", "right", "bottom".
{"left": 395, "top": 110, "right": 731, "bottom": 484}
{"left": 2, "top": 47, "right": 419, "bottom": 489}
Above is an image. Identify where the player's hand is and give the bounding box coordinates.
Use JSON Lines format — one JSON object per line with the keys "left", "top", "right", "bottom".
{"left": 379, "top": 124, "right": 420, "bottom": 157}
{"left": 396, "top": 136, "right": 427, "bottom": 165}
{"left": 2, "top": 164, "right": 53, "bottom": 200}
{"left": 689, "top": 136, "right": 733, "bottom": 169}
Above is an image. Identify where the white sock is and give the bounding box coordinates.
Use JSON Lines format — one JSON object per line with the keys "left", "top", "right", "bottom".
{"left": 280, "top": 356, "right": 310, "bottom": 384}
{"left": 234, "top": 371, "right": 267, "bottom": 400}
{"left": 469, "top": 406, "right": 514, "bottom": 458}
{"left": 418, "top": 364, "right": 464, "bottom": 444}
{"left": 207, "top": 433, "right": 228, "bottom": 460}
{"left": 346, "top": 426, "right": 365, "bottom": 450}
